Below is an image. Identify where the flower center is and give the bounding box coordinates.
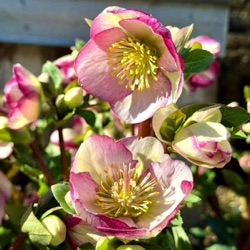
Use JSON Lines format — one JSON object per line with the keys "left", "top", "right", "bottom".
{"left": 95, "top": 163, "right": 159, "bottom": 218}
{"left": 107, "top": 37, "right": 159, "bottom": 91}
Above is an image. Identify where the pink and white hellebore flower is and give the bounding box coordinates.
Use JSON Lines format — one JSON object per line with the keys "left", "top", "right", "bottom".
{"left": 4, "top": 64, "right": 41, "bottom": 130}
{"left": 75, "top": 6, "right": 184, "bottom": 124}
{"left": 69, "top": 135, "right": 193, "bottom": 240}
{"left": 186, "top": 36, "right": 221, "bottom": 91}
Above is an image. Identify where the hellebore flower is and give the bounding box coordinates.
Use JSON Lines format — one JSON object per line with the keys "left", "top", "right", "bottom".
{"left": 75, "top": 6, "right": 184, "bottom": 124}
{"left": 185, "top": 36, "right": 221, "bottom": 91}
{"left": 4, "top": 64, "right": 41, "bottom": 130}
{"left": 69, "top": 135, "right": 193, "bottom": 240}
{"left": 0, "top": 171, "right": 12, "bottom": 225}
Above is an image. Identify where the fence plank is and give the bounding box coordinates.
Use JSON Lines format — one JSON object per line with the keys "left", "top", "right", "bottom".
{"left": 0, "top": 0, "right": 230, "bottom": 55}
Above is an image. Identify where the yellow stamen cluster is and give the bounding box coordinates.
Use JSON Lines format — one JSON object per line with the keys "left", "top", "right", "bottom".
{"left": 107, "top": 37, "right": 159, "bottom": 91}
{"left": 95, "top": 163, "right": 159, "bottom": 218}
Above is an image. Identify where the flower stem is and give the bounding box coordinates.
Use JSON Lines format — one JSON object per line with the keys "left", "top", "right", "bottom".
{"left": 8, "top": 232, "right": 28, "bottom": 250}
{"left": 30, "top": 142, "right": 55, "bottom": 185}
{"left": 58, "top": 126, "right": 69, "bottom": 181}
{"left": 138, "top": 118, "right": 152, "bottom": 138}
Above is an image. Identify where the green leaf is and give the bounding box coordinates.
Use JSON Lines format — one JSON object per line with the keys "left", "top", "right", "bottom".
{"left": 9, "top": 127, "right": 33, "bottom": 145}
{"left": 206, "top": 244, "right": 236, "bottom": 250}
{"left": 80, "top": 243, "right": 95, "bottom": 250}
{"left": 96, "top": 237, "right": 122, "bottom": 250}
{"left": 220, "top": 105, "right": 250, "bottom": 127}
{"left": 172, "top": 226, "right": 193, "bottom": 250}
{"left": 230, "top": 128, "right": 247, "bottom": 139}
{"left": 0, "top": 227, "right": 15, "bottom": 249}
{"left": 21, "top": 207, "right": 52, "bottom": 245}
{"left": 160, "top": 110, "right": 186, "bottom": 142}
{"left": 42, "top": 61, "right": 62, "bottom": 95}
{"left": 51, "top": 183, "right": 76, "bottom": 214}
{"left": 73, "top": 38, "right": 85, "bottom": 52}
{"left": 132, "top": 242, "right": 165, "bottom": 250}
{"left": 0, "top": 128, "right": 12, "bottom": 141}
{"left": 76, "top": 109, "right": 97, "bottom": 127}
{"left": 184, "top": 49, "right": 215, "bottom": 74}
{"left": 222, "top": 169, "right": 247, "bottom": 195}
{"left": 185, "top": 193, "right": 201, "bottom": 204}
{"left": 5, "top": 204, "right": 29, "bottom": 227}
{"left": 171, "top": 212, "right": 183, "bottom": 227}
{"left": 151, "top": 230, "right": 175, "bottom": 250}
{"left": 180, "top": 104, "right": 213, "bottom": 119}
{"left": 190, "top": 227, "right": 206, "bottom": 238}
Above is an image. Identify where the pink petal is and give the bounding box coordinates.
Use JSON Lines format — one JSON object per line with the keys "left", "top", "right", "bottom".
{"left": 111, "top": 71, "right": 172, "bottom": 123}
{"left": 75, "top": 28, "right": 132, "bottom": 104}
{"left": 4, "top": 79, "right": 22, "bottom": 109}
{"left": 90, "top": 6, "right": 143, "bottom": 37}
{"left": 136, "top": 158, "right": 193, "bottom": 234}
{"left": 66, "top": 216, "right": 102, "bottom": 248}
{"left": 0, "top": 171, "right": 12, "bottom": 200}
{"left": 13, "top": 64, "right": 41, "bottom": 94}
{"left": 8, "top": 92, "right": 40, "bottom": 130}
{"left": 96, "top": 215, "right": 148, "bottom": 239}
{"left": 71, "top": 135, "right": 135, "bottom": 184}
{"left": 188, "top": 61, "right": 220, "bottom": 90}
{"left": 70, "top": 172, "right": 102, "bottom": 216}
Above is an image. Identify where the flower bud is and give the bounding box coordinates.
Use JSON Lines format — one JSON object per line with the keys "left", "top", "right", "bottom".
{"left": 4, "top": 64, "right": 41, "bottom": 130}
{"left": 239, "top": 154, "right": 250, "bottom": 173}
{"left": 41, "top": 215, "right": 66, "bottom": 246}
{"left": 116, "top": 245, "right": 146, "bottom": 250}
{"left": 172, "top": 122, "right": 232, "bottom": 168}
{"left": 64, "top": 87, "right": 84, "bottom": 108}
{"left": 242, "top": 122, "right": 250, "bottom": 134}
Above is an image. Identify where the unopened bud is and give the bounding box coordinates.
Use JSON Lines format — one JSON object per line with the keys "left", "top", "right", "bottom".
{"left": 64, "top": 87, "right": 84, "bottom": 108}
{"left": 41, "top": 215, "right": 66, "bottom": 246}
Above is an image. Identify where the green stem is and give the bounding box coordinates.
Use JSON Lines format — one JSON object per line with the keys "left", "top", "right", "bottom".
{"left": 30, "top": 142, "right": 55, "bottom": 185}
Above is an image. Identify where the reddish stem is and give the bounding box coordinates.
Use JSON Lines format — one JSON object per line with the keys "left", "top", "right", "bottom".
{"left": 8, "top": 232, "right": 28, "bottom": 250}
{"left": 58, "top": 126, "right": 69, "bottom": 181}
{"left": 30, "top": 142, "right": 55, "bottom": 185}
{"left": 138, "top": 118, "right": 152, "bottom": 138}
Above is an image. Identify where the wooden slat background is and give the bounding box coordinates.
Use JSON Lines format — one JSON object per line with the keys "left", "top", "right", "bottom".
{"left": 0, "top": 0, "right": 232, "bottom": 55}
